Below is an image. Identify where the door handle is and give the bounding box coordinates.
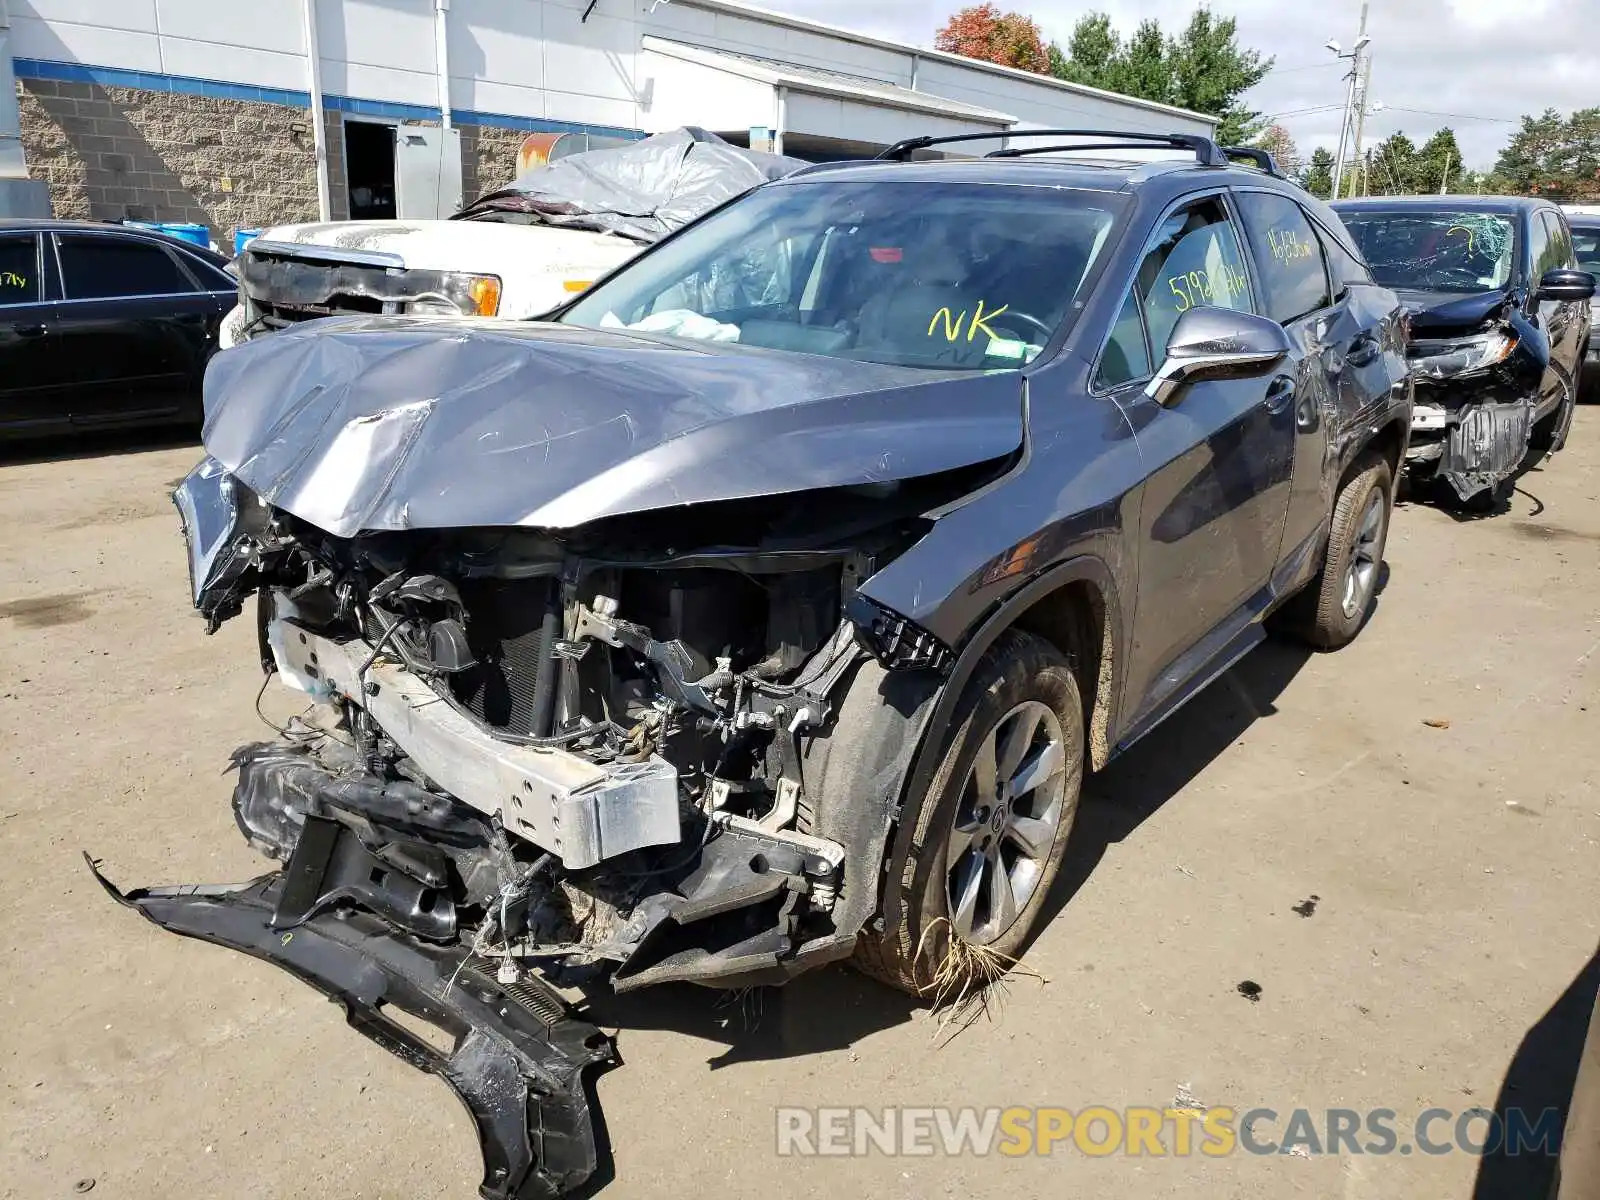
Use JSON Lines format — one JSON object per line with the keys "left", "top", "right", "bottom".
{"left": 10, "top": 323, "right": 46, "bottom": 338}
{"left": 1263, "top": 376, "right": 1295, "bottom": 415}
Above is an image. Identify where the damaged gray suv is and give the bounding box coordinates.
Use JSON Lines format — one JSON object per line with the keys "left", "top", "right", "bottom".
{"left": 94, "top": 131, "right": 1412, "bottom": 1199}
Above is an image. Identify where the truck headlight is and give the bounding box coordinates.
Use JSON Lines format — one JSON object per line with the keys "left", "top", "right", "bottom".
{"left": 1408, "top": 330, "right": 1516, "bottom": 379}
{"left": 409, "top": 272, "right": 502, "bottom": 317}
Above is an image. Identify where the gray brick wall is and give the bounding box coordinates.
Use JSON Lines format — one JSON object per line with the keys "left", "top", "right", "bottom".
{"left": 17, "top": 78, "right": 321, "bottom": 244}
{"left": 462, "top": 124, "right": 527, "bottom": 205}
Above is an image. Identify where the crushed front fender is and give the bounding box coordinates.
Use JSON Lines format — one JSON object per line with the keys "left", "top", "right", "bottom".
{"left": 85, "top": 855, "right": 615, "bottom": 1200}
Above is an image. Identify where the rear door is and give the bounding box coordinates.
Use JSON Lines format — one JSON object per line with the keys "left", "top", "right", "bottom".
{"left": 51, "top": 230, "right": 225, "bottom": 428}
{"left": 1234, "top": 189, "right": 1392, "bottom": 568}
{"left": 1100, "top": 192, "right": 1297, "bottom": 727}
{"left": 0, "top": 231, "right": 69, "bottom": 436}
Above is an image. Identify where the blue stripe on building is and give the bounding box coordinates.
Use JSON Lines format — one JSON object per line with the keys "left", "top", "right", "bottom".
{"left": 13, "top": 58, "right": 643, "bottom": 142}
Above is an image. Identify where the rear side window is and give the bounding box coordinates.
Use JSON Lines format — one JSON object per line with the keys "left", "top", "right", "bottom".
{"left": 1314, "top": 224, "right": 1373, "bottom": 294}
{"left": 57, "top": 234, "right": 195, "bottom": 300}
{"left": 1236, "top": 191, "right": 1332, "bottom": 323}
{"left": 1098, "top": 196, "right": 1252, "bottom": 389}
{"left": 1573, "top": 224, "right": 1600, "bottom": 273}
{"left": 0, "top": 235, "right": 40, "bottom": 305}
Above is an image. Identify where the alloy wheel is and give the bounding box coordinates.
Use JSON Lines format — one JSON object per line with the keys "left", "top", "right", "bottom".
{"left": 944, "top": 700, "right": 1068, "bottom": 946}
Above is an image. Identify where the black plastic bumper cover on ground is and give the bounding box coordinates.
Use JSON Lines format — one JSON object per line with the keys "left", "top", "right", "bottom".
{"left": 85, "top": 854, "right": 615, "bottom": 1200}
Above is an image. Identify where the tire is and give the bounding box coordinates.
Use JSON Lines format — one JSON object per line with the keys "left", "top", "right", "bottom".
{"left": 1292, "top": 454, "right": 1393, "bottom": 650}
{"left": 853, "top": 628, "right": 1084, "bottom": 995}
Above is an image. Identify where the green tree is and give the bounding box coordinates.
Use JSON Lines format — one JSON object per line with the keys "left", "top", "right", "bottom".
{"left": 1169, "top": 10, "right": 1272, "bottom": 143}
{"left": 1413, "top": 128, "right": 1463, "bottom": 194}
{"left": 1039, "top": 10, "right": 1272, "bottom": 143}
{"left": 1300, "top": 146, "right": 1335, "bottom": 198}
{"left": 1368, "top": 132, "right": 1418, "bottom": 195}
{"left": 1492, "top": 107, "right": 1600, "bottom": 200}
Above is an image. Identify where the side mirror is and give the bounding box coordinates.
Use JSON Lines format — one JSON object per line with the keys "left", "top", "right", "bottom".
{"left": 1145, "top": 307, "right": 1293, "bottom": 406}
{"left": 1537, "top": 268, "right": 1596, "bottom": 302}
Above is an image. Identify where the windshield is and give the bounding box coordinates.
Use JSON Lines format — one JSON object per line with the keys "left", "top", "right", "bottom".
{"left": 1338, "top": 210, "right": 1516, "bottom": 292}
{"left": 1572, "top": 224, "right": 1600, "bottom": 274}
{"left": 560, "top": 180, "right": 1125, "bottom": 370}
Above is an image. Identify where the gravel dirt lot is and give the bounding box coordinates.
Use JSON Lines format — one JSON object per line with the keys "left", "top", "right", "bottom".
{"left": 2, "top": 418, "right": 1598, "bottom": 1200}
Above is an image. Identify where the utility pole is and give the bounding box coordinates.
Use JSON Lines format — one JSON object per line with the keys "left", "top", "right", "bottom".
{"left": 1440, "top": 147, "right": 1452, "bottom": 194}
{"left": 1328, "top": 2, "right": 1370, "bottom": 200}
{"left": 1351, "top": 49, "right": 1374, "bottom": 197}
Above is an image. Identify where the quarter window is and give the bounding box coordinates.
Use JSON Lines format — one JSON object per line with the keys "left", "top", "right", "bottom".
{"left": 0, "top": 235, "right": 40, "bottom": 305}
{"left": 56, "top": 234, "right": 195, "bottom": 300}
{"left": 1236, "top": 191, "right": 1332, "bottom": 323}
{"left": 1097, "top": 197, "right": 1252, "bottom": 388}
{"left": 1314, "top": 223, "right": 1373, "bottom": 295}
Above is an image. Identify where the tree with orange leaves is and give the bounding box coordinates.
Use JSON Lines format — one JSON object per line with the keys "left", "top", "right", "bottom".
{"left": 934, "top": 4, "right": 1049, "bottom": 76}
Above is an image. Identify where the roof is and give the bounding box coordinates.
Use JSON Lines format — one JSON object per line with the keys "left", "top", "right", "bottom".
{"left": 775, "top": 154, "right": 1291, "bottom": 195}
{"left": 0, "top": 217, "right": 230, "bottom": 261}
{"left": 643, "top": 38, "right": 1016, "bottom": 125}
{"left": 1332, "top": 194, "right": 1557, "bottom": 215}
{"left": 673, "top": 0, "right": 1217, "bottom": 127}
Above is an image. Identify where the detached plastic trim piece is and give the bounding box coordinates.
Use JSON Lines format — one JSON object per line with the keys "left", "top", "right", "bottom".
{"left": 85, "top": 854, "right": 615, "bottom": 1200}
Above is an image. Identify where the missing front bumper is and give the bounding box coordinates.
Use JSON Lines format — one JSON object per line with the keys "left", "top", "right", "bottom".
{"left": 86, "top": 853, "right": 615, "bottom": 1200}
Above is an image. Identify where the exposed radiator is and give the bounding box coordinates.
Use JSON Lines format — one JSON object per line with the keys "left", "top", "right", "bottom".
{"left": 451, "top": 578, "right": 560, "bottom": 735}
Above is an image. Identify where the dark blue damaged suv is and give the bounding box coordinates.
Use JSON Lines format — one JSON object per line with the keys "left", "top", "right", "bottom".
{"left": 102, "top": 130, "right": 1411, "bottom": 1198}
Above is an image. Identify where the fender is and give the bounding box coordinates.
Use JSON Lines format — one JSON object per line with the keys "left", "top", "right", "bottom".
{"left": 874, "top": 553, "right": 1125, "bottom": 938}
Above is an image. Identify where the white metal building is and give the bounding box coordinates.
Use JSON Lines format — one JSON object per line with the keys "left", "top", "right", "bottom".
{"left": 6, "top": 0, "right": 1215, "bottom": 238}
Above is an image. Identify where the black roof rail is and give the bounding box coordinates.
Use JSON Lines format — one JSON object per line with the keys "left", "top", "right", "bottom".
{"left": 1219, "top": 145, "right": 1284, "bottom": 177}
{"left": 876, "top": 128, "right": 1229, "bottom": 167}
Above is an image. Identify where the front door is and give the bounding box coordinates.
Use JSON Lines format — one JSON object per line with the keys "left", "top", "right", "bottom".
{"left": 0, "top": 232, "right": 68, "bottom": 437}
{"left": 1098, "top": 194, "right": 1297, "bottom": 725}
{"left": 52, "top": 231, "right": 216, "bottom": 427}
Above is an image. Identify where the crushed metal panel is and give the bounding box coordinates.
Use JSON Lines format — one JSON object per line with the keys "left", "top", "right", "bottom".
{"left": 1438, "top": 396, "right": 1533, "bottom": 500}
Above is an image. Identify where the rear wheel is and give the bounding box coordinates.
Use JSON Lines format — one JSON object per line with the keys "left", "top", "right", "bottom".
{"left": 1289, "top": 455, "right": 1393, "bottom": 650}
{"left": 853, "top": 629, "right": 1083, "bottom": 995}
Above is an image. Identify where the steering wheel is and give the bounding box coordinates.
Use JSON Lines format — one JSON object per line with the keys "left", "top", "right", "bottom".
{"left": 994, "top": 310, "right": 1053, "bottom": 340}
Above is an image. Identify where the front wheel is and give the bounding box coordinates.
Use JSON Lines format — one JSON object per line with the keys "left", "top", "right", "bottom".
{"left": 1291, "top": 454, "right": 1393, "bottom": 650}
{"left": 853, "top": 629, "right": 1083, "bottom": 995}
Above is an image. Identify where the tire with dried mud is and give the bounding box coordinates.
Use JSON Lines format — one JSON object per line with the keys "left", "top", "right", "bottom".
{"left": 853, "top": 629, "right": 1083, "bottom": 997}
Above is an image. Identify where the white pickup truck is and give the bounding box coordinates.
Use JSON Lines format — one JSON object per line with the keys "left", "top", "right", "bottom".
{"left": 219, "top": 219, "right": 640, "bottom": 348}
{"left": 219, "top": 128, "right": 801, "bottom": 348}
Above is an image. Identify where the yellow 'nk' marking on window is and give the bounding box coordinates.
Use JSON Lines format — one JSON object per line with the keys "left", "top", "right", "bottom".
{"left": 1445, "top": 225, "right": 1476, "bottom": 253}
{"left": 928, "top": 306, "right": 964, "bottom": 340}
{"left": 928, "top": 300, "right": 1010, "bottom": 343}
{"left": 967, "top": 300, "right": 1008, "bottom": 342}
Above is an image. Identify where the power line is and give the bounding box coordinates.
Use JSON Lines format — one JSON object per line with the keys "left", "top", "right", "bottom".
{"left": 1380, "top": 105, "right": 1519, "bottom": 125}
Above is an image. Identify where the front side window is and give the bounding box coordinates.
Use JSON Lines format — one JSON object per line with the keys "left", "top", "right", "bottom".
{"left": 1540, "top": 211, "right": 1574, "bottom": 272}
{"left": 0, "top": 235, "right": 40, "bottom": 305}
{"left": 1097, "top": 196, "right": 1252, "bottom": 389}
{"left": 1236, "top": 192, "right": 1331, "bottom": 323}
{"left": 561, "top": 181, "right": 1127, "bottom": 370}
{"left": 56, "top": 234, "right": 195, "bottom": 300}
{"left": 1340, "top": 209, "right": 1517, "bottom": 292}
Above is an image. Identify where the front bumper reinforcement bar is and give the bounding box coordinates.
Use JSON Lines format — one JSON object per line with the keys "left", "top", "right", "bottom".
{"left": 85, "top": 853, "right": 615, "bottom": 1200}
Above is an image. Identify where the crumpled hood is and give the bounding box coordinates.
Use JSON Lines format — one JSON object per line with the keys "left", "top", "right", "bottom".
{"left": 201, "top": 317, "right": 1024, "bottom": 536}
{"left": 1396, "top": 287, "right": 1512, "bottom": 335}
